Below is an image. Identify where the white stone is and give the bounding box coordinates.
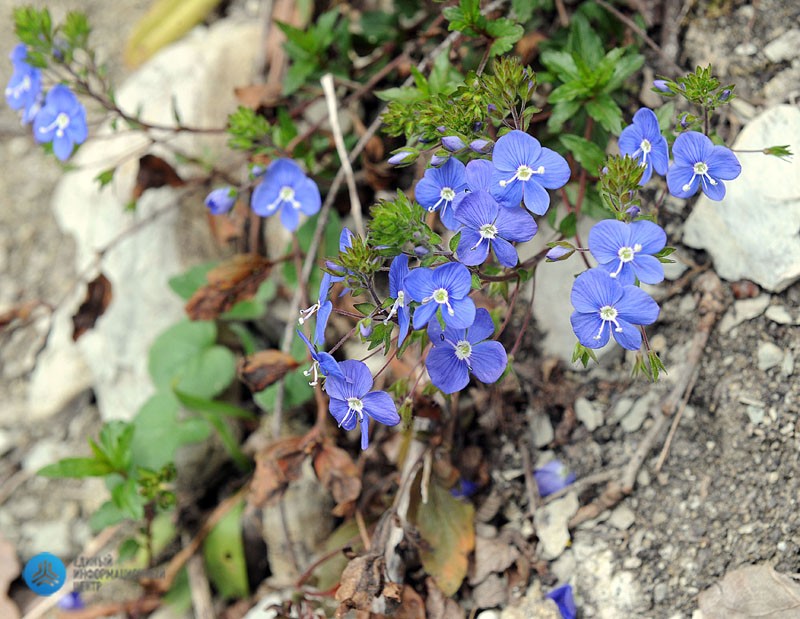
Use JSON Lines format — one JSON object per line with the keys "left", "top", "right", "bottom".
{"left": 757, "top": 342, "right": 784, "bottom": 371}
{"left": 575, "top": 397, "right": 603, "bottom": 431}
{"left": 22, "top": 440, "right": 72, "bottom": 473}
{"left": 764, "top": 29, "right": 800, "bottom": 63}
{"left": 29, "top": 20, "right": 261, "bottom": 421}
{"left": 621, "top": 392, "right": 657, "bottom": 433}
{"left": 529, "top": 409, "right": 554, "bottom": 448}
{"left": 781, "top": 352, "right": 794, "bottom": 376}
{"left": 719, "top": 295, "right": 771, "bottom": 334}
{"left": 683, "top": 106, "right": 800, "bottom": 292}
{"left": 534, "top": 492, "right": 578, "bottom": 560}
{"left": 765, "top": 305, "right": 795, "bottom": 325}
{"left": 610, "top": 397, "right": 634, "bottom": 423}
{"left": 608, "top": 504, "right": 636, "bottom": 530}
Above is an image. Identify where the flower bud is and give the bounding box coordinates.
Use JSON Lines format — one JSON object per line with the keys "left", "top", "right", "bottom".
{"left": 436, "top": 125, "right": 447, "bottom": 134}
{"left": 250, "top": 164, "right": 266, "bottom": 178}
{"left": 625, "top": 205, "right": 641, "bottom": 219}
{"left": 653, "top": 79, "right": 670, "bottom": 93}
{"left": 545, "top": 245, "right": 574, "bottom": 262}
{"left": 388, "top": 149, "right": 418, "bottom": 166}
{"left": 414, "top": 245, "right": 429, "bottom": 257}
{"left": 469, "top": 139, "right": 493, "bottom": 154}
{"left": 487, "top": 103, "right": 497, "bottom": 113}
{"left": 679, "top": 113, "right": 690, "bottom": 129}
{"left": 719, "top": 89, "right": 732, "bottom": 102}
{"left": 204, "top": 187, "right": 237, "bottom": 215}
{"left": 359, "top": 318, "right": 373, "bottom": 338}
{"left": 430, "top": 152, "right": 450, "bottom": 167}
{"left": 473, "top": 121, "right": 484, "bottom": 132}
{"left": 441, "top": 135, "right": 466, "bottom": 152}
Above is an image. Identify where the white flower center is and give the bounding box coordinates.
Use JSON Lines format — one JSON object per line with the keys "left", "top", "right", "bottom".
{"left": 682, "top": 160, "right": 718, "bottom": 192}
{"left": 347, "top": 397, "right": 364, "bottom": 413}
{"left": 610, "top": 243, "right": 643, "bottom": 278}
{"left": 428, "top": 186, "right": 456, "bottom": 213}
{"left": 454, "top": 340, "right": 472, "bottom": 360}
{"left": 479, "top": 223, "right": 498, "bottom": 239}
{"left": 499, "top": 164, "right": 545, "bottom": 187}
{"left": 428, "top": 287, "right": 455, "bottom": 316}
{"left": 595, "top": 304, "right": 623, "bottom": 340}
{"left": 640, "top": 139, "right": 652, "bottom": 154}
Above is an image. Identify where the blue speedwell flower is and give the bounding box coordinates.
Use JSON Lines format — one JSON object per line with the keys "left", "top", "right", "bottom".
{"left": 415, "top": 157, "right": 467, "bottom": 230}
{"left": 204, "top": 187, "right": 237, "bottom": 215}
{"left": 546, "top": 584, "right": 577, "bottom": 619}
{"left": 405, "top": 262, "right": 476, "bottom": 330}
{"left": 251, "top": 158, "right": 321, "bottom": 231}
{"left": 588, "top": 219, "right": 666, "bottom": 286}
{"left": 32, "top": 84, "right": 87, "bottom": 161}
{"left": 299, "top": 272, "right": 334, "bottom": 346}
{"left": 570, "top": 268, "right": 659, "bottom": 351}
{"left": 666, "top": 131, "right": 741, "bottom": 201}
{"left": 426, "top": 308, "right": 507, "bottom": 394}
{"left": 618, "top": 108, "right": 668, "bottom": 185}
{"left": 385, "top": 254, "right": 411, "bottom": 347}
{"left": 455, "top": 187, "right": 537, "bottom": 268}
{"left": 491, "top": 130, "right": 570, "bottom": 215}
{"left": 6, "top": 44, "right": 42, "bottom": 124}
{"left": 296, "top": 329, "right": 345, "bottom": 385}
{"left": 325, "top": 359, "right": 400, "bottom": 450}
{"left": 534, "top": 459, "right": 576, "bottom": 497}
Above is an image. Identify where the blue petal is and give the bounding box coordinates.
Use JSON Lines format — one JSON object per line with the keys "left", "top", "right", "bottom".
{"left": 707, "top": 146, "right": 742, "bottom": 181}
{"left": 406, "top": 268, "right": 435, "bottom": 302}
{"left": 294, "top": 176, "right": 322, "bottom": 216}
{"left": 491, "top": 171, "right": 524, "bottom": 209}
{"left": 616, "top": 285, "right": 659, "bottom": 325}
{"left": 52, "top": 135, "right": 74, "bottom": 161}
{"left": 329, "top": 398, "right": 357, "bottom": 430}
{"left": 666, "top": 163, "right": 698, "bottom": 199}
{"left": 266, "top": 158, "right": 305, "bottom": 187}
{"left": 339, "top": 228, "right": 354, "bottom": 251}
{"left": 466, "top": 308, "right": 495, "bottom": 344}
{"left": 570, "top": 311, "right": 608, "bottom": 348}
{"left": 360, "top": 417, "right": 370, "bottom": 450}
{"left": 522, "top": 180, "right": 551, "bottom": 215}
{"left": 67, "top": 110, "right": 88, "bottom": 145}
{"left": 465, "top": 159, "right": 494, "bottom": 191}
{"left": 491, "top": 237, "right": 519, "bottom": 268}
{"left": 455, "top": 191, "right": 497, "bottom": 229}
{"left": 672, "top": 131, "right": 713, "bottom": 166}
{"left": 630, "top": 220, "right": 666, "bottom": 254}
{"left": 426, "top": 346, "right": 470, "bottom": 394}
{"left": 443, "top": 296, "right": 476, "bottom": 329}
{"left": 701, "top": 176, "right": 727, "bottom": 201}
{"left": 456, "top": 230, "right": 490, "bottom": 266}
{"left": 611, "top": 317, "right": 642, "bottom": 351}
{"left": 317, "top": 351, "right": 345, "bottom": 379}
{"left": 389, "top": 254, "right": 409, "bottom": 297}
{"left": 632, "top": 255, "right": 664, "bottom": 285}
{"left": 314, "top": 300, "right": 333, "bottom": 346}
{"left": 327, "top": 359, "right": 372, "bottom": 399}
{"left": 546, "top": 584, "right": 577, "bottom": 619}
{"left": 433, "top": 262, "right": 472, "bottom": 299}
{"left": 412, "top": 301, "right": 438, "bottom": 330}
{"left": 638, "top": 162, "right": 654, "bottom": 185}
{"left": 535, "top": 460, "right": 575, "bottom": 497}
{"left": 469, "top": 340, "right": 507, "bottom": 383}
{"left": 492, "top": 130, "right": 541, "bottom": 173}
{"left": 495, "top": 207, "right": 536, "bottom": 243}
{"left": 618, "top": 124, "right": 643, "bottom": 159}
{"left": 588, "top": 219, "right": 628, "bottom": 265}
{"left": 439, "top": 201, "right": 461, "bottom": 230}
{"left": 415, "top": 174, "right": 443, "bottom": 210}
{"left": 362, "top": 391, "right": 401, "bottom": 426}
{"left": 650, "top": 137, "right": 669, "bottom": 176}
{"left": 397, "top": 307, "right": 410, "bottom": 347}
{"left": 571, "top": 269, "right": 621, "bottom": 312}
{"left": 632, "top": 107, "right": 660, "bottom": 138}
{"left": 534, "top": 148, "right": 571, "bottom": 189}
{"left": 279, "top": 204, "right": 300, "bottom": 231}
{"left": 33, "top": 108, "right": 57, "bottom": 143}
{"left": 251, "top": 180, "right": 281, "bottom": 216}
{"left": 598, "top": 261, "right": 635, "bottom": 286}
{"left": 296, "top": 329, "right": 315, "bottom": 357}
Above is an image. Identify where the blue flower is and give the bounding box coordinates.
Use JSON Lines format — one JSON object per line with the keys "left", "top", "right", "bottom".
{"left": 588, "top": 219, "right": 666, "bottom": 286}
{"left": 454, "top": 187, "right": 537, "bottom": 268}
{"left": 251, "top": 158, "right": 321, "bottom": 231}
{"left": 385, "top": 254, "right": 411, "bottom": 347}
{"left": 299, "top": 272, "right": 334, "bottom": 346}
{"left": 570, "top": 268, "right": 659, "bottom": 351}
{"left": 652, "top": 79, "right": 670, "bottom": 93}
{"left": 58, "top": 591, "right": 85, "bottom": 611}
{"left": 32, "top": 84, "right": 87, "bottom": 161}
{"left": 618, "top": 108, "right": 668, "bottom": 185}
{"left": 204, "top": 187, "right": 237, "bottom": 215}
{"left": 325, "top": 359, "right": 400, "bottom": 449}
{"left": 405, "top": 262, "right": 476, "bottom": 330}
{"left": 415, "top": 157, "right": 468, "bottom": 230}
{"left": 5, "top": 44, "right": 42, "bottom": 124}
{"left": 425, "top": 308, "right": 507, "bottom": 394}
{"left": 490, "top": 130, "right": 571, "bottom": 215}
{"left": 534, "top": 459, "right": 576, "bottom": 497}
{"left": 666, "top": 131, "right": 741, "bottom": 201}
{"left": 296, "top": 329, "right": 345, "bottom": 385}
{"left": 545, "top": 584, "right": 577, "bottom": 619}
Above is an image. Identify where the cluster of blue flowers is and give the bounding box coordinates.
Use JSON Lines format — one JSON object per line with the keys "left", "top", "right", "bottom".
{"left": 5, "top": 44, "right": 88, "bottom": 161}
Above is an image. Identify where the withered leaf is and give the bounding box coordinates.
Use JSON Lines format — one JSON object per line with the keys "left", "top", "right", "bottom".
{"left": 234, "top": 83, "right": 283, "bottom": 110}
{"left": 393, "top": 584, "right": 426, "bottom": 619}
{"left": 132, "top": 154, "right": 184, "bottom": 200}
{"left": 425, "top": 577, "right": 464, "bottom": 619}
{"left": 698, "top": 564, "right": 800, "bottom": 619}
{"left": 335, "top": 554, "right": 386, "bottom": 617}
{"left": 72, "top": 273, "right": 113, "bottom": 341}
{"left": 185, "top": 254, "right": 272, "bottom": 320}
{"left": 313, "top": 442, "right": 362, "bottom": 517}
{"left": 237, "top": 350, "right": 299, "bottom": 392}
{"left": 249, "top": 436, "right": 307, "bottom": 509}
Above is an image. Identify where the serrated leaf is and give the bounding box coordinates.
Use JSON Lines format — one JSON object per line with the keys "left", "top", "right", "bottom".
{"left": 539, "top": 50, "right": 580, "bottom": 82}
{"left": 203, "top": 499, "right": 249, "bottom": 599}
{"left": 548, "top": 81, "right": 590, "bottom": 104}
{"left": 604, "top": 50, "right": 645, "bottom": 93}
{"left": 547, "top": 100, "right": 582, "bottom": 133}
{"left": 585, "top": 95, "right": 623, "bottom": 133}
{"left": 559, "top": 134, "right": 605, "bottom": 174}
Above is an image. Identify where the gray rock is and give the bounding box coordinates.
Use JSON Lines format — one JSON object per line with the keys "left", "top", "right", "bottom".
{"left": 500, "top": 581, "right": 561, "bottom": 619}
{"left": 529, "top": 409, "right": 554, "bottom": 448}
{"left": 757, "top": 342, "right": 784, "bottom": 371}
{"left": 608, "top": 504, "right": 636, "bottom": 530}
{"left": 765, "top": 305, "right": 796, "bottom": 325}
{"left": 621, "top": 392, "right": 658, "bottom": 433}
{"left": 22, "top": 440, "right": 72, "bottom": 473}
{"left": 683, "top": 106, "right": 800, "bottom": 292}
{"left": 781, "top": 352, "right": 794, "bottom": 376}
{"left": 719, "top": 295, "right": 771, "bottom": 334}
{"left": 534, "top": 491, "right": 578, "bottom": 560}
{"left": 764, "top": 29, "right": 800, "bottom": 63}
{"left": 575, "top": 397, "right": 603, "bottom": 431}
{"left": 29, "top": 20, "right": 261, "bottom": 421}
{"left": 764, "top": 66, "right": 800, "bottom": 106}
{"left": 610, "top": 397, "right": 634, "bottom": 424}
{"left": 0, "top": 429, "right": 12, "bottom": 457}
{"left": 473, "top": 574, "right": 508, "bottom": 609}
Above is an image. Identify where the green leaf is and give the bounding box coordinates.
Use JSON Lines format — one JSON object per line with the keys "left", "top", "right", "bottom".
{"left": 203, "top": 499, "right": 249, "bottom": 599}
{"left": 411, "top": 480, "right": 475, "bottom": 596}
{"left": 604, "top": 50, "right": 645, "bottom": 93}
{"left": 94, "top": 167, "right": 116, "bottom": 189}
{"left": 486, "top": 19, "right": 524, "bottom": 57}
{"left": 111, "top": 477, "right": 145, "bottom": 521}
{"left": 548, "top": 81, "right": 589, "bottom": 104}
{"left": 654, "top": 101, "right": 675, "bottom": 132}
{"left": 559, "top": 134, "right": 605, "bottom": 174}
{"left": 558, "top": 212, "right": 577, "bottom": 238}
{"left": 539, "top": 50, "right": 580, "bottom": 82}
{"left": 118, "top": 538, "right": 141, "bottom": 562}
{"left": 168, "top": 261, "right": 218, "bottom": 300}
{"left": 547, "top": 100, "right": 582, "bottom": 133}
{"left": 90, "top": 500, "right": 127, "bottom": 532}
{"left": 38, "top": 457, "right": 114, "bottom": 479}
{"left": 449, "top": 231, "right": 462, "bottom": 254}
{"left": 221, "top": 279, "right": 276, "bottom": 320}
{"left": 428, "top": 50, "right": 462, "bottom": 96}
{"left": 131, "top": 392, "right": 211, "bottom": 470}
{"left": 585, "top": 95, "right": 623, "bottom": 133}
{"left": 568, "top": 13, "right": 604, "bottom": 69}
{"left": 511, "top": 0, "right": 534, "bottom": 22}
{"left": 174, "top": 390, "right": 255, "bottom": 421}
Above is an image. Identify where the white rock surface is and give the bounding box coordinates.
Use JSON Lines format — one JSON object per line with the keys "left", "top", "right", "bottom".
{"left": 683, "top": 106, "right": 800, "bottom": 292}
{"left": 29, "top": 20, "right": 261, "bottom": 421}
{"left": 764, "top": 29, "right": 800, "bottom": 63}
{"left": 757, "top": 342, "right": 785, "bottom": 371}
{"left": 575, "top": 397, "right": 603, "bottom": 431}
{"left": 534, "top": 491, "right": 578, "bottom": 560}
{"left": 719, "top": 295, "right": 771, "bottom": 334}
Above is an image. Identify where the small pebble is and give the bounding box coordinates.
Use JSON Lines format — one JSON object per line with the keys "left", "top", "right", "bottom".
{"left": 575, "top": 397, "right": 603, "bottom": 431}
{"left": 757, "top": 342, "right": 784, "bottom": 371}
{"left": 765, "top": 305, "right": 794, "bottom": 325}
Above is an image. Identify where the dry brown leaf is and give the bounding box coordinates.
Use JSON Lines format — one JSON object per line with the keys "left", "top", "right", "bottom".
{"left": 393, "top": 584, "right": 426, "bottom": 619}
{"left": 469, "top": 535, "right": 521, "bottom": 586}
{"left": 698, "top": 564, "right": 800, "bottom": 619}
{"left": 249, "top": 436, "right": 307, "bottom": 508}
{"left": 313, "top": 442, "right": 362, "bottom": 517}
{"left": 72, "top": 273, "right": 113, "bottom": 341}
{"left": 0, "top": 534, "right": 20, "bottom": 619}
{"left": 132, "top": 154, "right": 184, "bottom": 200}
{"left": 335, "top": 554, "right": 386, "bottom": 617}
{"left": 234, "top": 83, "right": 283, "bottom": 110}
{"left": 515, "top": 31, "right": 548, "bottom": 65}
{"left": 237, "top": 350, "right": 299, "bottom": 392}
{"left": 185, "top": 254, "right": 272, "bottom": 320}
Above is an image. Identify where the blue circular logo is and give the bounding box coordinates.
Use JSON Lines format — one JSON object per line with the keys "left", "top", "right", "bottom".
{"left": 23, "top": 552, "right": 66, "bottom": 596}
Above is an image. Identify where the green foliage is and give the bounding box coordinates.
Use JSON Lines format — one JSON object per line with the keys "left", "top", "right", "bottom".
{"left": 631, "top": 350, "right": 667, "bottom": 382}
{"left": 598, "top": 155, "right": 644, "bottom": 216}
{"left": 443, "top": 0, "right": 524, "bottom": 57}
{"left": 203, "top": 499, "right": 249, "bottom": 599}
{"left": 763, "top": 144, "right": 794, "bottom": 160}
{"left": 368, "top": 191, "right": 442, "bottom": 256}
{"left": 653, "top": 65, "right": 734, "bottom": 116}
{"left": 227, "top": 107, "right": 272, "bottom": 153}
{"left": 481, "top": 56, "right": 540, "bottom": 131}
{"left": 572, "top": 342, "right": 599, "bottom": 368}
{"left": 559, "top": 134, "right": 605, "bottom": 175}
